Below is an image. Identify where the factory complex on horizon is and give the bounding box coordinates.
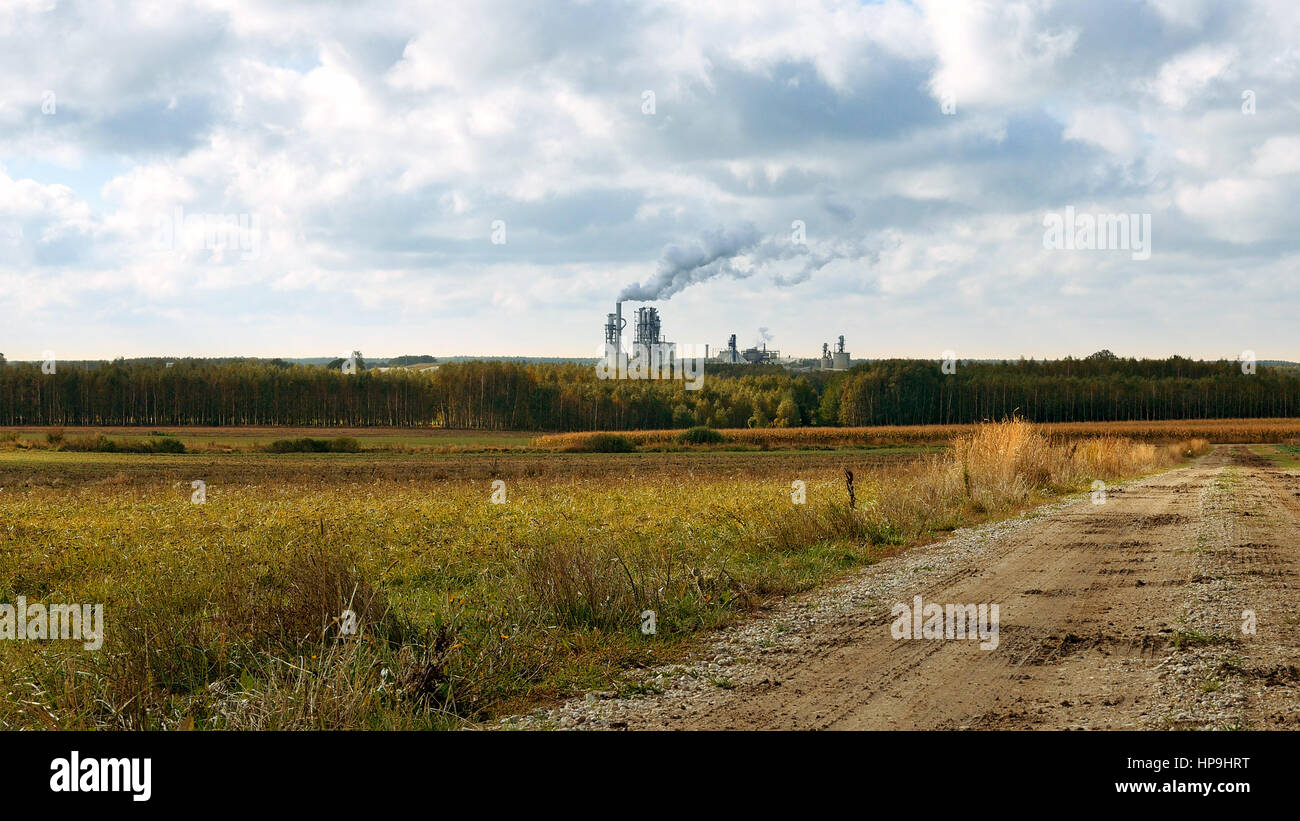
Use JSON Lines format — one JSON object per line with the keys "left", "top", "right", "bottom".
{"left": 601, "top": 301, "right": 854, "bottom": 375}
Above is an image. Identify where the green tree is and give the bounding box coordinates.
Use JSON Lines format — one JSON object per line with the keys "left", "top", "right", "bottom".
{"left": 775, "top": 397, "right": 798, "bottom": 427}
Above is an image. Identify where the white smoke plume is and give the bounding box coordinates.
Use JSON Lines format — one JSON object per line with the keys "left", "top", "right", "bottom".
{"left": 619, "top": 226, "right": 879, "bottom": 302}
{"left": 618, "top": 225, "right": 763, "bottom": 302}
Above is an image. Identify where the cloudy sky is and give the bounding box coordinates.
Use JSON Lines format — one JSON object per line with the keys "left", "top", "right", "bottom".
{"left": 3, "top": 0, "right": 1300, "bottom": 361}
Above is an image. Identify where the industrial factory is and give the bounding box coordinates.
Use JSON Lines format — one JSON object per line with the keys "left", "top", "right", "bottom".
{"left": 600, "top": 302, "right": 853, "bottom": 372}
{"left": 820, "top": 336, "right": 852, "bottom": 370}
{"left": 715, "top": 334, "right": 781, "bottom": 365}
{"left": 603, "top": 302, "right": 676, "bottom": 364}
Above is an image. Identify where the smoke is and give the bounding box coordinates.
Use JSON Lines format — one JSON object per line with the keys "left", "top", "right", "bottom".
{"left": 770, "top": 237, "right": 878, "bottom": 287}
{"left": 618, "top": 224, "right": 763, "bottom": 302}
{"left": 618, "top": 226, "right": 879, "bottom": 301}
{"left": 756, "top": 326, "right": 774, "bottom": 345}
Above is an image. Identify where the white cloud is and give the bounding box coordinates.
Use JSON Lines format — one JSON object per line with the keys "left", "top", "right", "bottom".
{"left": 1252, "top": 136, "right": 1300, "bottom": 176}
{"left": 922, "top": 0, "right": 1078, "bottom": 109}
{"left": 1149, "top": 45, "right": 1235, "bottom": 109}
{"left": 5, "top": 0, "right": 1300, "bottom": 359}
{"left": 1144, "top": 0, "right": 1212, "bottom": 29}
{"left": 1175, "top": 177, "right": 1291, "bottom": 243}
{"left": 1063, "top": 106, "right": 1138, "bottom": 158}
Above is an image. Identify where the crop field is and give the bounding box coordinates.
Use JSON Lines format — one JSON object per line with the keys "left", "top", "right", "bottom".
{"left": 0, "top": 447, "right": 935, "bottom": 488}
{"left": 0, "top": 426, "right": 536, "bottom": 452}
{"left": 537, "top": 418, "right": 1300, "bottom": 450}
{"left": 0, "top": 421, "right": 1208, "bottom": 729}
{"left": 5, "top": 418, "right": 1297, "bottom": 462}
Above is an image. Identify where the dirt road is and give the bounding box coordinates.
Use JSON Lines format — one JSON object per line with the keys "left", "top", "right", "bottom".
{"left": 520, "top": 445, "right": 1299, "bottom": 730}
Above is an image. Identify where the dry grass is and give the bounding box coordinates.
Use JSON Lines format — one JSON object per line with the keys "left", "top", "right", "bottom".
{"left": 534, "top": 424, "right": 975, "bottom": 450}
{"left": 951, "top": 420, "right": 1207, "bottom": 510}
{"left": 749, "top": 420, "right": 1208, "bottom": 556}
{"left": 0, "top": 421, "right": 1208, "bottom": 729}
{"left": 533, "top": 418, "right": 1298, "bottom": 449}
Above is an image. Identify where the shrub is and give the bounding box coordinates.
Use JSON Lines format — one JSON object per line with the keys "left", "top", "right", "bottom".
{"left": 63, "top": 434, "right": 118, "bottom": 452}
{"left": 676, "top": 426, "right": 725, "bottom": 445}
{"left": 562, "top": 433, "right": 636, "bottom": 453}
{"left": 147, "top": 437, "right": 186, "bottom": 454}
{"left": 269, "top": 438, "right": 315, "bottom": 453}
{"left": 326, "top": 437, "right": 361, "bottom": 453}
{"left": 61, "top": 435, "right": 186, "bottom": 454}
{"left": 267, "top": 437, "right": 361, "bottom": 453}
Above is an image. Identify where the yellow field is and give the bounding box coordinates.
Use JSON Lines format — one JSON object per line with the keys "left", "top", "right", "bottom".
{"left": 534, "top": 418, "right": 1300, "bottom": 449}
{"left": 0, "top": 421, "right": 1209, "bottom": 729}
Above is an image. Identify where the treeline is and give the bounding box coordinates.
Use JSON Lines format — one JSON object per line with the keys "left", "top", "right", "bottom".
{"left": 0, "top": 355, "right": 1295, "bottom": 429}
{"left": 825, "top": 357, "right": 1297, "bottom": 426}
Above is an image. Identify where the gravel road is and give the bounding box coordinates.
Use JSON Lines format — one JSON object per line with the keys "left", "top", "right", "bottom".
{"left": 503, "top": 445, "right": 1299, "bottom": 730}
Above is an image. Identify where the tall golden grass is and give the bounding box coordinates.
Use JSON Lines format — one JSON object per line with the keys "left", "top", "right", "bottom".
{"left": 950, "top": 419, "right": 1206, "bottom": 510}
{"left": 534, "top": 417, "right": 1280, "bottom": 449}
{"left": 755, "top": 420, "right": 1209, "bottom": 552}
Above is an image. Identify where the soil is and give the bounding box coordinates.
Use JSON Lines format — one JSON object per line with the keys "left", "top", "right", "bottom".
{"left": 508, "top": 445, "right": 1300, "bottom": 730}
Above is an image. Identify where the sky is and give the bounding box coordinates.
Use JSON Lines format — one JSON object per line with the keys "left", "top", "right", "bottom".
{"left": 3, "top": 0, "right": 1300, "bottom": 361}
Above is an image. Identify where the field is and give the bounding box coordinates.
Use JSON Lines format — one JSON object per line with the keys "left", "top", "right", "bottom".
{"left": 0, "top": 426, "right": 535, "bottom": 452}
{"left": 0, "top": 448, "right": 936, "bottom": 488}
{"left": 0, "top": 421, "right": 1208, "bottom": 729}
{"left": 537, "top": 418, "right": 1300, "bottom": 449}
{"left": 5, "top": 418, "right": 1300, "bottom": 461}
{"left": 1249, "top": 443, "right": 1300, "bottom": 468}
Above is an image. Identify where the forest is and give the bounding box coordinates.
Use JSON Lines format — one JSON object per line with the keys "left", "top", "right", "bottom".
{"left": 0, "top": 352, "right": 1294, "bottom": 430}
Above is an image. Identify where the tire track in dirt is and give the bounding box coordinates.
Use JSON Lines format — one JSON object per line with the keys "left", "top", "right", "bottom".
{"left": 735, "top": 468, "right": 1206, "bottom": 730}
{"left": 1144, "top": 446, "right": 1300, "bottom": 729}
{"left": 508, "top": 445, "right": 1299, "bottom": 730}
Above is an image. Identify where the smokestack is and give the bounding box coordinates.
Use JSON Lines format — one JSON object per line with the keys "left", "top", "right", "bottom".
{"left": 604, "top": 302, "right": 628, "bottom": 367}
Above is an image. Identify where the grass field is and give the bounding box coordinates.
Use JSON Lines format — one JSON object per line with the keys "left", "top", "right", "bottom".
{"left": 0, "top": 447, "right": 937, "bottom": 488}
{"left": 1248, "top": 443, "right": 1300, "bottom": 468}
{"left": 4, "top": 417, "right": 1298, "bottom": 460}
{"left": 536, "top": 418, "right": 1300, "bottom": 449}
{"left": 0, "top": 426, "right": 535, "bottom": 452}
{"left": 0, "top": 421, "right": 1210, "bottom": 729}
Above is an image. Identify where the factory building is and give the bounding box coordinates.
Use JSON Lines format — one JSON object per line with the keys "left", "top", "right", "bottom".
{"left": 603, "top": 302, "right": 676, "bottom": 371}
{"left": 742, "top": 342, "right": 780, "bottom": 364}
{"left": 632, "top": 307, "right": 671, "bottom": 354}
{"left": 603, "top": 303, "right": 846, "bottom": 370}
{"left": 715, "top": 334, "right": 744, "bottom": 364}
{"left": 820, "top": 335, "right": 851, "bottom": 370}
{"left": 713, "top": 333, "right": 780, "bottom": 364}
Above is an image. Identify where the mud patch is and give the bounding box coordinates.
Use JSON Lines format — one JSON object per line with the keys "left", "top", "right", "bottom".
{"left": 1130, "top": 513, "right": 1190, "bottom": 528}
{"left": 1016, "top": 632, "right": 1168, "bottom": 665}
